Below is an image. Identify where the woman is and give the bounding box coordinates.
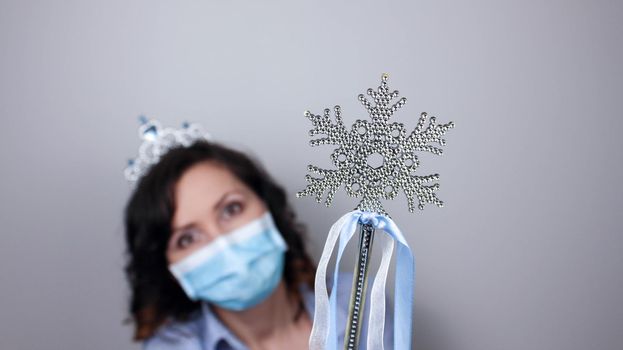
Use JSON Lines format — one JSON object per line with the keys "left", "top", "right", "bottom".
{"left": 123, "top": 140, "right": 392, "bottom": 350}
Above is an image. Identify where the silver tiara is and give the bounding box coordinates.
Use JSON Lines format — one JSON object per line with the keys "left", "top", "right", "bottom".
{"left": 124, "top": 115, "right": 212, "bottom": 183}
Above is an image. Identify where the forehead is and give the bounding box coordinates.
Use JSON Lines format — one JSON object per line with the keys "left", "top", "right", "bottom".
{"left": 172, "top": 161, "right": 247, "bottom": 220}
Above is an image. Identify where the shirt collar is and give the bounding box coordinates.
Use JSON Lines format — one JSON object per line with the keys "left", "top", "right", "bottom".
{"left": 199, "top": 283, "right": 336, "bottom": 350}
{"left": 200, "top": 301, "right": 246, "bottom": 350}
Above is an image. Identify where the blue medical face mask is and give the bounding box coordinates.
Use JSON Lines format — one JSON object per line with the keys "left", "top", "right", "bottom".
{"left": 168, "top": 211, "right": 288, "bottom": 311}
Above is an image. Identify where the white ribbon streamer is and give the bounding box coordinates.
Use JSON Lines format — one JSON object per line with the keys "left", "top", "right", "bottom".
{"left": 309, "top": 212, "right": 355, "bottom": 350}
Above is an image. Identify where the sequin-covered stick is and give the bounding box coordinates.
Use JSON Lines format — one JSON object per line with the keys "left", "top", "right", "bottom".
{"left": 298, "top": 74, "right": 454, "bottom": 349}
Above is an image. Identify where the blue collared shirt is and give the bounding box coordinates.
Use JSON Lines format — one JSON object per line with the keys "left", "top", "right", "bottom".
{"left": 143, "top": 272, "right": 394, "bottom": 350}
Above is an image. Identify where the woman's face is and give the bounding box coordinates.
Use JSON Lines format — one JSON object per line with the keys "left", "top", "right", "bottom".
{"left": 166, "top": 160, "right": 267, "bottom": 264}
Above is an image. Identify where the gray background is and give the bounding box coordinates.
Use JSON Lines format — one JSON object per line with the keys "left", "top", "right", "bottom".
{"left": 1, "top": 0, "right": 621, "bottom": 349}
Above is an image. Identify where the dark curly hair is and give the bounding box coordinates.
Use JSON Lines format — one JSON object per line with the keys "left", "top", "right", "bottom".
{"left": 122, "top": 140, "right": 316, "bottom": 340}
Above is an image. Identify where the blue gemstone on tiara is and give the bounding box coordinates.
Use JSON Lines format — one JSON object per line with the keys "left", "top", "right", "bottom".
{"left": 142, "top": 125, "right": 158, "bottom": 141}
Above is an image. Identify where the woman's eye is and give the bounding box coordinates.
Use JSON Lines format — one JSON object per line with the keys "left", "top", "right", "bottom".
{"left": 222, "top": 201, "right": 243, "bottom": 220}
{"left": 176, "top": 231, "right": 197, "bottom": 249}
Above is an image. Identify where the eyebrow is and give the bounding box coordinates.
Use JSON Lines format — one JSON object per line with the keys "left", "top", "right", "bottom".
{"left": 171, "top": 189, "right": 243, "bottom": 234}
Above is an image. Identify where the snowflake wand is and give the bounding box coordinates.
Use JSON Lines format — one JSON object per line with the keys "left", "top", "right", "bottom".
{"left": 297, "top": 73, "right": 454, "bottom": 350}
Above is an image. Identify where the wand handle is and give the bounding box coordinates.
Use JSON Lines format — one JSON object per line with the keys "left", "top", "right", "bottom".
{"left": 343, "top": 222, "right": 375, "bottom": 350}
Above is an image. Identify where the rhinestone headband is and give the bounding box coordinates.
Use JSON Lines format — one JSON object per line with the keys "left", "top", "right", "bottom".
{"left": 124, "top": 115, "right": 212, "bottom": 183}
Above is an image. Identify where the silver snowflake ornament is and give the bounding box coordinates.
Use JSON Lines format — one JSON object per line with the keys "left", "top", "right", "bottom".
{"left": 296, "top": 73, "right": 455, "bottom": 217}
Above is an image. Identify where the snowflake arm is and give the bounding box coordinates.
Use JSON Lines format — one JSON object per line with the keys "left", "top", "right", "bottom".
{"left": 406, "top": 112, "right": 455, "bottom": 155}
{"left": 297, "top": 165, "right": 345, "bottom": 207}
{"left": 400, "top": 173, "right": 443, "bottom": 212}
{"left": 358, "top": 87, "right": 406, "bottom": 123}
{"left": 305, "top": 106, "right": 350, "bottom": 146}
